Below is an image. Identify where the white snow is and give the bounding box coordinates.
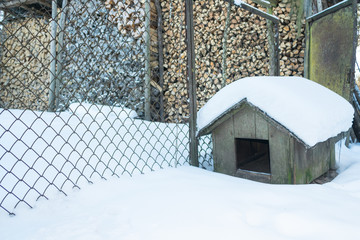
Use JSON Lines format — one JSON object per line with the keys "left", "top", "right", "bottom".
{"left": 0, "top": 142, "right": 360, "bottom": 240}
{"left": 0, "top": 105, "right": 188, "bottom": 213}
{"left": 197, "top": 76, "right": 354, "bottom": 147}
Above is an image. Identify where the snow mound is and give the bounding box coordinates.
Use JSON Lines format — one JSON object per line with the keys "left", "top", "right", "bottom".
{"left": 197, "top": 76, "right": 354, "bottom": 147}
{"left": 68, "top": 102, "right": 138, "bottom": 120}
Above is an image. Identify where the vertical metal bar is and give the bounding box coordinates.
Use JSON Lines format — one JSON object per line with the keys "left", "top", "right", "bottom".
{"left": 185, "top": 0, "right": 198, "bottom": 166}
{"left": 48, "top": 0, "right": 58, "bottom": 112}
{"left": 144, "top": 0, "right": 151, "bottom": 120}
{"left": 55, "top": 0, "right": 68, "bottom": 110}
{"left": 304, "top": 20, "right": 310, "bottom": 79}
{"left": 222, "top": 1, "right": 232, "bottom": 87}
{"left": 267, "top": 6, "right": 276, "bottom": 76}
{"left": 155, "top": 0, "right": 165, "bottom": 122}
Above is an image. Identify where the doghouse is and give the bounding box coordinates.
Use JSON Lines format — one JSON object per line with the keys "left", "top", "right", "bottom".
{"left": 197, "top": 76, "right": 354, "bottom": 184}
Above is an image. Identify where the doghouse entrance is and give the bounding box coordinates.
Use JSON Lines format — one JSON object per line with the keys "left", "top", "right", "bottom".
{"left": 235, "top": 138, "right": 270, "bottom": 174}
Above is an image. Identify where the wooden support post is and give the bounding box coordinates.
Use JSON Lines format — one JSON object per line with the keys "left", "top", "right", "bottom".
{"left": 222, "top": 1, "right": 232, "bottom": 87}
{"left": 155, "top": 0, "right": 164, "bottom": 122}
{"left": 55, "top": 0, "right": 68, "bottom": 109}
{"left": 144, "top": 0, "right": 151, "bottom": 120}
{"left": 48, "top": 0, "right": 58, "bottom": 112}
{"left": 273, "top": 21, "right": 280, "bottom": 76}
{"left": 185, "top": 0, "right": 198, "bottom": 167}
{"left": 267, "top": 6, "right": 276, "bottom": 76}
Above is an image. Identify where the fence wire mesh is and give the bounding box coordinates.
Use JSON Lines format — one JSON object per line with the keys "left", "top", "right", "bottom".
{"left": 0, "top": 0, "right": 277, "bottom": 216}
{"left": 0, "top": 0, "right": 190, "bottom": 216}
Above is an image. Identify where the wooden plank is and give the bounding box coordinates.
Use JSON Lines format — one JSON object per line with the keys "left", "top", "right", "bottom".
{"left": 310, "top": 141, "right": 331, "bottom": 181}
{"left": 213, "top": 116, "right": 236, "bottom": 175}
{"left": 221, "top": 0, "right": 232, "bottom": 87}
{"left": 185, "top": 0, "right": 198, "bottom": 166}
{"left": 197, "top": 99, "right": 247, "bottom": 137}
{"left": 255, "top": 111, "right": 268, "bottom": 140}
{"left": 233, "top": 103, "right": 255, "bottom": 139}
{"left": 269, "top": 124, "right": 290, "bottom": 184}
{"left": 235, "top": 169, "right": 271, "bottom": 183}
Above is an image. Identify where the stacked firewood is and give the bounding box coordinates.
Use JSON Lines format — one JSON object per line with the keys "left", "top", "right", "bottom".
{"left": 161, "top": 0, "right": 305, "bottom": 122}
{"left": 105, "top": 0, "right": 145, "bottom": 39}
{"left": 0, "top": 18, "right": 51, "bottom": 111}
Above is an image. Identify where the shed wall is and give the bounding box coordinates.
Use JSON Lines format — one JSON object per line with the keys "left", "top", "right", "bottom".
{"left": 211, "top": 103, "right": 333, "bottom": 184}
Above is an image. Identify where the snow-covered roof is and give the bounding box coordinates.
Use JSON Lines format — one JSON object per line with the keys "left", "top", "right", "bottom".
{"left": 197, "top": 76, "right": 354, "bottom": 147}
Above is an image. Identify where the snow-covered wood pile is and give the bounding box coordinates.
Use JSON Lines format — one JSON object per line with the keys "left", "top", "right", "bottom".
{"left": 162, "top": 0, "right": 305, "bottom": 122}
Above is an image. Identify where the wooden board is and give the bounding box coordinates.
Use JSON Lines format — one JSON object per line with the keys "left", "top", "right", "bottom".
{"left": 233, "top": 103, "right": 255, "bottom": 139}
{"left": 213, "top": 115, "right": 236, "bottom": 176}
{"left": 269, "top": 124, "right": 291, "bottom": 184}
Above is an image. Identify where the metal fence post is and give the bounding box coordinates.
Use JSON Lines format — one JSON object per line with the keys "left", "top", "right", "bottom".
{"left": 185, "top": 0, "right": 198, "bottom": 167}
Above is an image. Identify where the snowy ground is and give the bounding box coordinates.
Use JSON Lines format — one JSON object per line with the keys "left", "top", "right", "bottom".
{"left": 0, "top": 142, "right": 359, "bottom": 240}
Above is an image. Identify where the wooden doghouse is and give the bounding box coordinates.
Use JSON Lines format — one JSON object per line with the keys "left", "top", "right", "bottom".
{"left": 197, "top": 77, "right": 354, "bottom": 184}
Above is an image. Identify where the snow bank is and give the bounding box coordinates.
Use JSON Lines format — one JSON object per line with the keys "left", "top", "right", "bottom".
{"left": 1, "top": 143, "right": 360, "bottom": 240}
{"left": 197, "top": 76, "right": 354, "bottom": 147}
{"left": 0, "top": 106, "right": 188, "bottom": 214}
{"left": 68, "top": 102, "right": 138, "bottom": 120}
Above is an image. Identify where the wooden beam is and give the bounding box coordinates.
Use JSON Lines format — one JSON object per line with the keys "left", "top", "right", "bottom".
{"left": 185, "top": 0, "right": 199, "bottom": 167}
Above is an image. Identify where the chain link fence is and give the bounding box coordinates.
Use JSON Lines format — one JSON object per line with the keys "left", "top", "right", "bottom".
{"left": 0, "top": 0, "right": 279, "bottom": 216}
{"left": 0, "top": 0, "right": 190, "bottom": 216}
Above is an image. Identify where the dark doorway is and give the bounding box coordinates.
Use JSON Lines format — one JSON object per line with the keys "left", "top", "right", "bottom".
{"left": 235, "top": 138, "right": 270, "bottom": 174}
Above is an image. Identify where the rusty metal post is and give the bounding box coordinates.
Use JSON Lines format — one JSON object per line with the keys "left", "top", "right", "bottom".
{"left": 185, "top": 0, "right": 198, "bottom": 167}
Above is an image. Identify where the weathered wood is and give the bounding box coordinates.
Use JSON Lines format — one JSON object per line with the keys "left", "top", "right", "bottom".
{"left": 213, "top": 116, "right": 235, "bottom": 175}
{"left": 221, "top": 0, "right": 232, "bottom": 87}
{"left": 48, "top": 0, "right": 58, "bottom": 112}
{"left": 185, "top": 0, "right": 198, "bottom": 166}
{"left": 235, "top": 169, "right": 271, "bottom": 183}
{"left": 233, "top": 103, "right": 255, "bottom": 139}
{"left": 266, "top": 6, "right": 276, "bottom": 76}
{"left": 255, "top": 110, "right": 268, "bottom": 139}
{"left": 269, "top": 124, "right": 291, "bottom": 184}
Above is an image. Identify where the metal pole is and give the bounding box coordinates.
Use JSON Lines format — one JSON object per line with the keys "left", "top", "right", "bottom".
{"left": 185, "top": 0, "right": 198, "bottom": 166}
{"left": 48, "top": 0, "right": 58, "bottom": 112}
{"left": 144, "top": 0, "right": 151, "bottom": 121}
{"left": 55, "top": 0, "right": 68, "bottom": 110}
